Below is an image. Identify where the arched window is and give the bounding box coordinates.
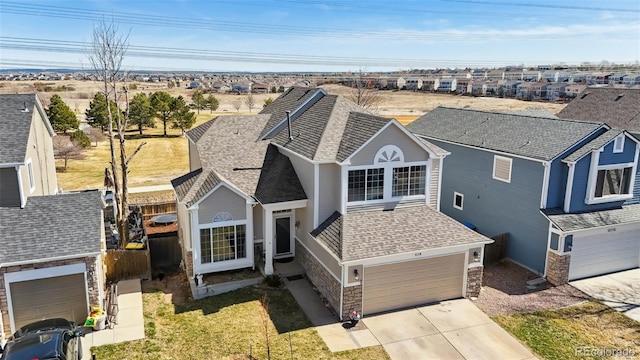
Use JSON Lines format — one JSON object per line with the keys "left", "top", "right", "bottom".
{"left": 213, "top": 212, "right": 233, "bottom": 222}
{"left": 374, "top": 145, "right": 404, "bottom": 163}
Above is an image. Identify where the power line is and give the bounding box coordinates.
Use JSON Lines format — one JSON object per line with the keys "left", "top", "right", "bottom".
{"left": 442, "top": 0, "right": 640, "bottom": 13}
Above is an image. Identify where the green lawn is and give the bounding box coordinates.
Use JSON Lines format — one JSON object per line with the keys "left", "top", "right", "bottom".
{"left": 92, "top": 286, "right": 389, "bottom": 360}
{"left": 493, "top": 301, "right": 640, "bottom": 360}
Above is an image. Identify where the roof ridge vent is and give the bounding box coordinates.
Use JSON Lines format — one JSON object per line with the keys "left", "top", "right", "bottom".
{"left": 21, "top": 102, "right": 29, "bottom": 112}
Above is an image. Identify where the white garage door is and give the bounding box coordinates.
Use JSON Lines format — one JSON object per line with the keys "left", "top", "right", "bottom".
{"left": 10, "top": 273, "right": 88, "bottom": 329}
{"left": 363, "top": 253, "right": 465, "bottom": 315}
{"left": 569, "top": 230, "right": 640, "bottom": 281}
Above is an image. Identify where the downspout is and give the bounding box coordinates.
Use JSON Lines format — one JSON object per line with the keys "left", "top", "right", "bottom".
{"left": 286, "top": 111, "right": 293, "bottom": 142}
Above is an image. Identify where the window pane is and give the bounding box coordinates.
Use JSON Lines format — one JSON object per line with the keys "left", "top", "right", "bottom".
{"left": 367, "top": 168, "right": 384, "bottom": 200}
{"left": 348, "top": 170, "right": 366, "bottom": 202}
{"left": 213, "top": 226, "right": 235, "bottom": 262}
{"left": 236, "top": 225, "right": 246, "bottom": 259}
{"left": 596, "top": 167, "right": 632, "bottom": 197}
{"left": 392, "top": 167, "right": 409, "bottom": 197}
{"left": 409, "top": 165, "right": 426, "bottom": 195}
{"left": 200, "top": 228, "right": 211, "bottom": 264}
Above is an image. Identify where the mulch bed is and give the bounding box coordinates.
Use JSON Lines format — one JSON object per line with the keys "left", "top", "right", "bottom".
{"left": 474, "top": 260, "right": 589, "bottom": 316}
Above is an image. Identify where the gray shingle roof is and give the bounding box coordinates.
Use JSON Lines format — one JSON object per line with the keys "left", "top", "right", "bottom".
{"left": 557, "top": 88, "right": 640, "bottom": 131}
{"left": 311, "top": 205, "right": 492, "bottom": 261}
{"left": 543, "top": 204, "right": 640, "bottom": 232}
{"left": 336, "top": 112, "right": 390, "bottom": 162}
{"left": 171, "top": 168, "right": 223, "bottom": 207}
{"left": 563, "top": 129, "right": 623, "bottom": 163}
{"left": 171, "top": 168, "right": 203, "bottom": 202}
{"left": 0, "top": 94, "right": 51, "bottom": 164}
{"left": 186, "top": 119, "right": 215, "bottom": 144}
{"left": 254, "top": 144, "right": 307, "bottom": 204}
{"left": 310, "top": 211, "right": 342, "bottom": 257}
{"left": 258, "top": 87, "right": 319, "bottom": 139}
{"left": 0, "top": 191, "right": 103, "bottom": 265}
{"left": 407, "top": 107, "right": 605, "bottom": 161}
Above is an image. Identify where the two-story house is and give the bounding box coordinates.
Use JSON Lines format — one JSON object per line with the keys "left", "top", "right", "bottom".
{"left": 0, "top": 94, "right": 106, "bottom": 341}
{"left": 172, "top": 87, "right": 492, "bottom": 319}
{"left": 408, "top": 107, "right": 640, "bottom": 285}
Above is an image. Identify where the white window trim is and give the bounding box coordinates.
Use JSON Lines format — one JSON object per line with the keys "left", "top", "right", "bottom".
{"left": 453, "top": 192, "right": 464, "bottom": 210}
{"left": 492, "top": 155, "right": 512, "bottom": 183}
{"left": 585, "top": 160, "right": 635, "bottom": 205}
{"left": 198, "top": 219, "right": 248, "bottom": 264}
{"left": 26, "top": 158, "right": 35, "bottom": 193}
{"left": 346, "top": 161, "right": 430, "bottom": 205}
{"left": 613, "top": 134, "right": 625, "bottom": 153}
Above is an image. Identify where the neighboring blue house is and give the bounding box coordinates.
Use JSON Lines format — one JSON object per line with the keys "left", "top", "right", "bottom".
{"left": 408, "top": 107, "right": 640, "bottom": 284}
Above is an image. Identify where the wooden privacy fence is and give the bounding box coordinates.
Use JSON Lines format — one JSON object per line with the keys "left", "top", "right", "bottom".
{"left": 104, "top": 248, "right": 151, "bottom": 283}
{"left": 485, "top": 232, "right": 509, "bottom": 265}
{"left": 149, "top": 236, "right": 182, "bottom": 269}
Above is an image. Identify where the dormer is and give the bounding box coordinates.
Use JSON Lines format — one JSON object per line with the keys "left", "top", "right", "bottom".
{"left": 340, "top": 120, "right": 448, "bottom": 212}
{"left": 563, "top": 130, "right": 640, "bottom": 213}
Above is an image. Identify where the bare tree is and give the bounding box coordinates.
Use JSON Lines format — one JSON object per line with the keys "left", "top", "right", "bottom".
{"left": 348, "top": 70, "right": 382, "bottom": 112}
{"left": 232, "top": 99, "right": 242, "bottom": 112}
{"left": 87, "top": 20, "right": 146, "bottom": 247}
{"left": 84, "top": 127, "right": 105, "bottom": 147}
{"left": 244, "top": 93, "right": 256, "bottom": 113}
{"left": 53, "top": 136, "right": 86, "bottom": 170}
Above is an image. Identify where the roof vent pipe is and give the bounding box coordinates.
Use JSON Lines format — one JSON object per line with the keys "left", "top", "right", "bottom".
{"left": 286, "top": 110, "right": 293, "bottom": 141}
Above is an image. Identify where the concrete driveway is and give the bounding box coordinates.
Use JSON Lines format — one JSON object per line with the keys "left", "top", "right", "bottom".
{"left": 570, "top": 268, "right": 640, "bottom": 322}
{"left": 315, "top": 298, "right": 535, "bottom": 360}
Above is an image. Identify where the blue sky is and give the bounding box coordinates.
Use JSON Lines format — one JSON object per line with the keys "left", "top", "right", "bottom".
{"left": 1, "top": 0, "right": 639, "bottom": 72}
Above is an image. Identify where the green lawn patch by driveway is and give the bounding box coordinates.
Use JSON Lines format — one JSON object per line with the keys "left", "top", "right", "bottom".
{"left": 92, "top": 286, "right": 389, "bottom": 360}
{"left": 493, "top": 301, "right": 640, "bottom": 360}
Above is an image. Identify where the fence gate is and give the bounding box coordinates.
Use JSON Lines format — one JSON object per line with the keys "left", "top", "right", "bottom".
{"left": 149, "top": 236, "right": 182, "bottom": 268}
{"left": 484, "top": 233, "right": 509, "bottom": 265}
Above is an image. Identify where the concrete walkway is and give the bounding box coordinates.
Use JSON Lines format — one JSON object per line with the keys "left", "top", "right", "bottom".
{"left": 82, "top": 279, "right": 145, "bottom": 359}
{"left": 571, "top": 268, "right": 640, "bottom": 322}
{"left": 285, "top": 277, "right": 536, "bottom": 359}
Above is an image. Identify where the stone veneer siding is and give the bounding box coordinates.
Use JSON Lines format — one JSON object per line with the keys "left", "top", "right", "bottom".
{"left": 466, "top": 266, "right": 483, "bottom": 298}
{"left": 546, "top": 251, "right": 570, "bottom": 285}
{"left": 296, "top": 241, "right": 341, "bottom": 316}
{"left": 0, "top": 256, "right": 102, "bottom": 340}
{"left": 342, "top": 285, "right": 362, "bottom": 320}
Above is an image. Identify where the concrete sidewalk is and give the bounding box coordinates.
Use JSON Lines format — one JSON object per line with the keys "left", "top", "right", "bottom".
{"left": 571, "top": 269, "right": 640, "bottom": 322}
{"left": 82, "top": 279, "right": 145, "bottom": 359}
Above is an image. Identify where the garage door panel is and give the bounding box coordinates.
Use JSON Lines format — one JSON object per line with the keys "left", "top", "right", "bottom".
{"left": 569, "top": 231, "right": 640, "bottom": 281}
{"left": 10, "top": 273, "right": 88, "bottom": 329}
{"left": 364, "top": 254, "right": 465, "bottom": 315}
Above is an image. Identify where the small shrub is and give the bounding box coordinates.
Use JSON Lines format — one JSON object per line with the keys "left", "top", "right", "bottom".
{"left": 263, "top": 274, "right": 282, "bottom": 288}
{"left": 70, "top": 130, "right": 91, "bottom": 148}
{"left": 129, "top": 83, "right": 138, "bottom": 90}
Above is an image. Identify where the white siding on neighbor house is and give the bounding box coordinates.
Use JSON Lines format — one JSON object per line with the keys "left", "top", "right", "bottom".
{"left": 197, "top": 186, "right": 247, "bottom": 224}
{"left": 429, "top": 158, "right": 440, "bottom": 209}
{"left": 349, "top": 125, "right": 429, "bottom": 166}
{"left": 318, "top": 163, "right": 341, "bottom": 223}
{"left": 24, "top": 109, "right": 57, "bottom": 195}
{"left": 188, "top": 141, "right": 201, "bottom": 172}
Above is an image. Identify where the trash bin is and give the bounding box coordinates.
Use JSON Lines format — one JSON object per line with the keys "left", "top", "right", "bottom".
{"left": 93, "top": 315, "right": 106, "bottom": 331}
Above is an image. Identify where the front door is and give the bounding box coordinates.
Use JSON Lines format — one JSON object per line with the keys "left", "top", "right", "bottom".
{"left": 274, "top": 215, "right": 293, "bottom": 258}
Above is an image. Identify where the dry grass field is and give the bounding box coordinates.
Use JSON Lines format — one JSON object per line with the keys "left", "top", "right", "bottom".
{"left": 1, "top": 80, "right": 566, "bottom": 190}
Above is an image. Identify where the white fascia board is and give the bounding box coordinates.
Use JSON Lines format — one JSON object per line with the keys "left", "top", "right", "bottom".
{"left": 540, "top": 161, "right": 551, "bottom": 209}
{"left": 262, "top": 199, "right": 308, "bottom": 211}
{"left": 34, "top": 95, "right": 56, "bottom": 137}
{"left": 563, "top": 162, "right": 575, "bottom": 213}
{"left": 340, "top": 241, "right": 493, "bottom": 267}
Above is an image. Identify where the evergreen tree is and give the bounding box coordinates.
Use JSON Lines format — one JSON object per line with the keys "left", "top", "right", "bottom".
{"left": 171, "top": 95, "right": 196, "bottom": 135}
{"left": 85, "top": 92, "right": 120, "bottom": 130}
{"left": 128, "top": 93, "right": 155, "bottom": 135}
{"left": 150, "top": 91, "right": 173, "bottom": 136}
{"left": 206, "top": 94, "right": 219, "bottom": 113}
{"left": 47, "top": 94, "right": 78, "bottom": 133}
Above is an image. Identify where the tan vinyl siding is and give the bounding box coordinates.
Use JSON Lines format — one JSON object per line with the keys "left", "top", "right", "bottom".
{"left": 0, "top": 168, "right": 20, "bottom": 207}
{"left": 197, "top": 186, "right": 247, "bottom": 224}
{"left": 298, "top": 232, "right": 341, "bottom": 279}
{"left": 318, "top": 163, "right": 341, "bottom": 222}
{"left": 25, "top": 110, "right": 57, "bottom": 195}
{"left": 253, "top": 203, "right": 264, "bottom": 240}
{"left": 429, "top": 158, "right": 440, "bottom": 208}
{"left": 176, "top": 201, "right": 191, "bottom": 249}
{"left": 349, "top": 125, "right": 429, "bottom": 166}
{"left": 363, "top": 254, "right": 465, "bottom": 315}
{"left": 493, "top": 155, "right": 512, "bottom": 182}
{"left": 188, "top": 141, "right": 201, "bottom": 171}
